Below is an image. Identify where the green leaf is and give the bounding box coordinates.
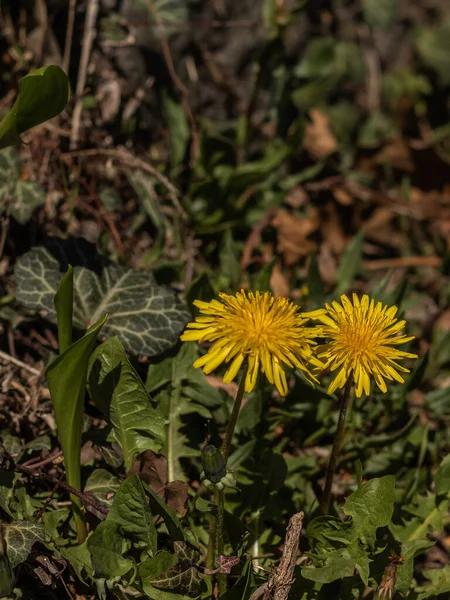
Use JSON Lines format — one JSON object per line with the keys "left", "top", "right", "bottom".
{"left": 0, "top": 65, "right": 70, "bottom": 149}
{"left": 4, "top": 520, "right": 46, "bottom": 568}
{"left": 307, "top": 254, "right": 325, "bottom": 309}
{"left": 89, "top": 336, "right": 165, "bottom": 471}
{"left": 0, "top": 147, "right": 46, "bottom": 224}
{"left": 45, "top": 312, "right": 107, "bottom": 536}
{"left": 415, "top": 20, "right": 450, "bottom": 87}
{"left": 145, "top": 484, "right": 185, "bottom": 542}
{"left": 162, "top": 90, "right": 190, "bottom": 169}
{"left": 335, "top": 231, "right": 364, "bottom": 294}
{"left": 434, "top": 454, "right": 450, "bottom": 497}
{"left": 15, "top": 244, "right": 189, "bottom": 357}
{"left": 362, "top": 0, "right": 398, "bottom": 29}
{"left": 61, "top": 540, "right": 94, "bottom": 584}
{"left": 84, "top": 469, "right": 121, "bottom": 506}
{"left": 0, "top": 526, "right": 13, "bottom": 597}
{"left": 149, "top": 542, "right": 203, "bottom": 598}
{"left": 415, "top": 565, "right": 450, "bottom": 600}
{"left": 219, "top": 230, "right": 241, "bottom": 290}
{"left": 107, "top": 474, "right": 157, "bottom": 553}
{"left": 389, "top": 492, "right": 448, "bottom": 543}
{"left": 343, "top": 476, "right": 395, "bottom": 545}
{"left": 358, "top": 111, "right": 397, "bottom": 148}
{"left": 302, "top": 549, "right": 356, "bottom": 584}
{"left": 396, "top": 539, "right": 434, "bottom": 594}
{"left": 146, "top": 343, "right": 221, "bottom": 481}
{"left": 141, "top": 551, "right": 201, "bottom": 600}
{"left": 87, "top": 521, "right": 134, "bottom": 579}
{"left": 54, "top": 266, "right": 73, "bottom": 353}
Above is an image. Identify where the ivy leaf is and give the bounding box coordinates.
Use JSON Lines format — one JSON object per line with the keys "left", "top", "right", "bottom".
{"left": 15, "top": 242, "right": 189, "bottom": 357}
{"left": 89, "top": 336, "right": 165, "bottom": 471}
{"left": 0, "top": 147, "right": 46, "bottom": 224}
{"left": 87, "top": 521, "right": 134, "bottom": 579}
{"left": 107, "top": 474, "right": 157, "bottom": 553}
{"left": 149, "top": 542, "right": 204, "bottom": 598}
{"left": 4, "top": 520, "right": 46, "bottom": 568}
{"left": 343, "top": 476, "right": 395, "bottom": 545}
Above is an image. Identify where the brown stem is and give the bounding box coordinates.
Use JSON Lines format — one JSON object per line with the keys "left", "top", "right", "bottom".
{"left": 320, "top": 380, "right": 353, "bottom": 515}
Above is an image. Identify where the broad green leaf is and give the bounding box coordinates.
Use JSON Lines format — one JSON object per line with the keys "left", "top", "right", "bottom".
{"left": 61, "top": 540, "right": 94, "bottom": 584}
{"left": 140, "top": 551, "right": 198, "bottom": 600}
{"left": 415, "top": 565, "right": 450, "bottom": 600}
{"left": 306, "top": 516, "right": 354, "bottom": 550}
{"left": 434, "top": 454, "right": 450, "bottom": 497}
{"left": 343, "top": 476, "right": 395, "bottom": 545}
{"left": 358, "top": 111, "right": 397, "bottom": 148}
{"left": 362, "top": 0, "right": 397, "bottom": 29}
{"left": 15, "top": 244, "right": 189, "bottom": 357}
{"left": 84, "top": 469, "right": 121, "bottom": 506}
{"left": 0, "top": 65, "right": 70, "bottom": 149}
{"left": 302, "top": 549, "right": 356, "bottom": 584}
{"left": 219, "top": 230, "right": 241, "bottom": 290}
{"left": 87, "top": 521, "right": 134, "bottom": 579}
{"left": 0, "top": 528, "right": 13, "bottom": 597}
{"left": 54, "top": 266, "right": 73, "bottom": 353}
{"left": 4, "top": 520, "right": 45, "bottom": 568}
{"left": 0, "top": 147, "right": 46, "bottom": 224}
{"left": 396, "top": 539, "right": 434, "bottom": 594}
{"left": 185, "top": 272, "right": 215, "bottom": 317}
{"left": 89, "top": 337, "right": 165, "bottom": 471}
{"left": 335, "top": 231, "right": 364, "bottom": 294}
{"left": 146, "top": 343, "right": 221, "bottom": 481}
{"left": 46, "top": 312, "right": 107, "bottom": 539}
{"left": 107, "top": 475, "right": 157, "bottom": 553}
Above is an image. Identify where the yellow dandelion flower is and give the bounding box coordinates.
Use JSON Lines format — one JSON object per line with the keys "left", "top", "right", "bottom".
{"left": 180, "top": 290, "right": 325, "bottom": 396}
{"left": 315, "top": 293, "right": 418, "bottom": 398}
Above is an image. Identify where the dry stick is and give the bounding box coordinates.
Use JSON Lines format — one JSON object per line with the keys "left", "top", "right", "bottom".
{"left": 0, "top": 442, "right": 108, "bottom": 516}
{"left": 144, "top": 0, "right": 199, "bottom": 165}
{"left": 61, "top": 147, "right": 186, "bottom": 218}
{"left": 249, "top": 512, "right": 305, "bottom": 600}
{"left": 70, "top": 0, "right": 99, "bottom": 149}
{"left": 0, "top": 349, "right": 42, "bottom": 377}
{"left": 62, "top": 0, "right": 77, "bottom": 73}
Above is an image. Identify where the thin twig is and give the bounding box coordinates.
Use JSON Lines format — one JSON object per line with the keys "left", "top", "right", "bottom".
{"left": 22, "top": 450, "right": 63, "bottom": 469}
{"left": 144, "top": 0, "right": 199, "bottom": 165}
{"left": 62, "top": 0, "right": 76, "bottom": 73}
{"left": 70, "top": 0, "right": 99, "bottom": 149}
{"left": 61, "top": 147, "right": 186, "bottom": 218}
{"left": 0, "top": 350, "right": 42, "bottom": 377}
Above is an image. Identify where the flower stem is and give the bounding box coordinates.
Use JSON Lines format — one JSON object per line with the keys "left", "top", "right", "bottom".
{"left": 320, "top": 379, "right": 353, "bottom": 515}
{"left": 221, "top": 363, "right": 248, "bottom": 464}
{"left": 206, "top": 364, "right": 248, "bottom": 590}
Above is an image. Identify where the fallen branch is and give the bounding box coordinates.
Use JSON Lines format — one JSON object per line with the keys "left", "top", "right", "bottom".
{"left": 250, "top": 511, "right": 304, "bottom": 600}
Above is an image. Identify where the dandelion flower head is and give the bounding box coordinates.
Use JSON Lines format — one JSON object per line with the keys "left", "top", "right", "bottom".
{"left": 315, "top": 293, "right": 418, "bottom": 397}
{"left": 180, "top": 290, "right": 325, "bottom": 396}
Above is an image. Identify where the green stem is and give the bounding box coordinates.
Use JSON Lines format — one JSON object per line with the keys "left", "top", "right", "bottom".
{"left": 320, "top": 379, "right": 353, "bottom": 515}
{"left": 221, "top": 363, "right": 249, "bottom": 463}
{"left": 217, "top": 489, "right": 226, "bottom": 595}
{"left": 72, "top": 495, "right": 87, "bottom": 543}
{"left": 207, "top": 365, "right": 248, "bottom": 590}
{"left": 206, "top": 489, "right": 219, "bottom": 570}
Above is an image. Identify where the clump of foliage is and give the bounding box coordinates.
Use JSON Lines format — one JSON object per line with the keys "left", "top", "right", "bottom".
{"left": 1, "top": 1, "right": 450, "bottom": 599}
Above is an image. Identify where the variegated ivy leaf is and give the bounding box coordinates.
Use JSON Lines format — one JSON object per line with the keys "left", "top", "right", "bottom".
{"left": 0, "top": 147, "right": 45, "bottom": 224}
{"left": 14, "top": 239, "right": 189, "bottom": 357}
{"left": 5, "top": 520, "right": 46, "bottom": 568}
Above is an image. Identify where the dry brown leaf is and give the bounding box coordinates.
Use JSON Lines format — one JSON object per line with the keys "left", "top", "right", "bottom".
{"left": 304, "top": 109, "right": 338, "bottom": 160}
{"left": 272, "top": 208, "right": 318, "bottom": 265}
{"left": 320, "top": 202, "right": 346, "bottom": 255}
{"left": 333, "top": 186, "right": 353, "bottom": 206}
{"left": 285, "top": 186, "right": 309, "bottom": 209}
{"left": 270, "top": 262, "right": 290, "bottom": 297}
{"left": 374, "top": 139, "right": 413, "bottom": 172}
